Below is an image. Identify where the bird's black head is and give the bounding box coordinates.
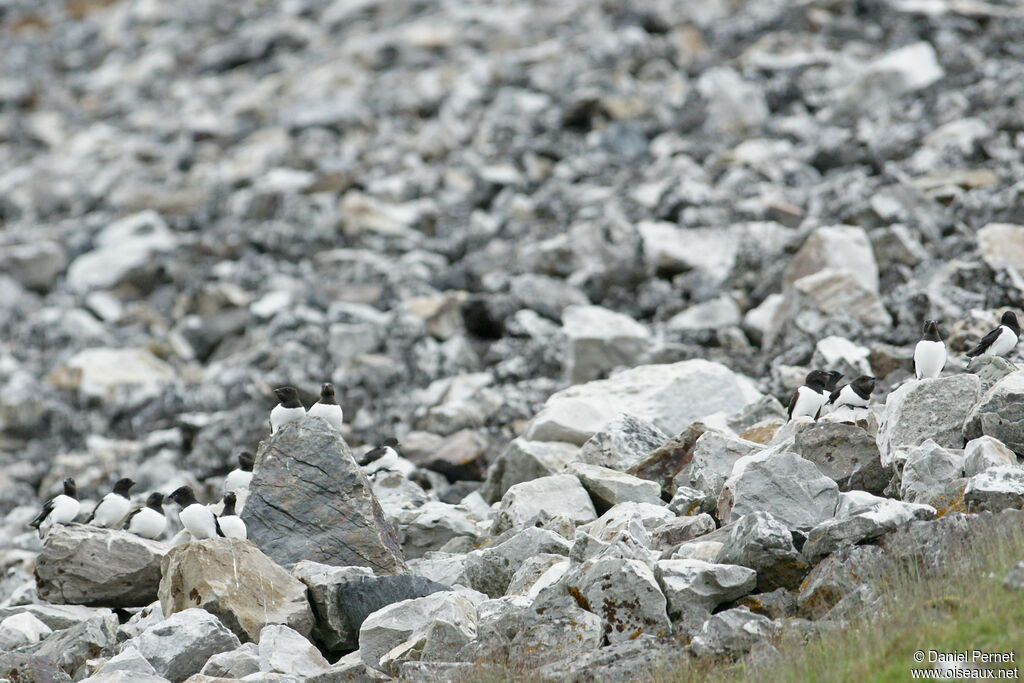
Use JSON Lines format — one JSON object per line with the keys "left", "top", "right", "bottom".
{"left": 805, "top": 369, "right": 831, "bottom": 391}
{"left": 382, "top": 437, "right": 400, "bottom": 450}
{"left": 167, "top": 486, "right": 197, "bottom": 507}
{"left": 274, "top": 386, "right": 301, "bottom": 407}
{"left": 146, "top": 492, "right": 164, "bottom": 510}
{"left": 222, "top": 492, "right": 237, "bottom": 516}
{"left": 113, "top": 478, "right": 135, "bottom": 496}
{"left": 1001, "top": 311, "right": 1020, "bottom": 334}
{"left": 321, "top": 383, "right": 335, "bottom": 398}
{"left": 63, "top": 478, "right": 77, "bottom": 497}
{"left": 824, "top": 371, "right": 843, "bottom": 390}
{"left": 238, "top": 451, "right": 255, "bottom": 472}
{"left": 851, "top": 375, "right": 876, "bottom": 395}
{"left": 923, "top": 320, "right": 941, "bottom": 341}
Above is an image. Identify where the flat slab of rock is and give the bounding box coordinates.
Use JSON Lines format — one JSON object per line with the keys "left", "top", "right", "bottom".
{"left": 964, "top": 371, "right": 1024, "bottom": 455}
{"left": 802, "top": 499, "right": 936, "bottom": 564}
{"left": 133, "top": 607, "right": 240, "bottom": 682}
{"left": 877, "top": 375, "right": 980, "bottom": 466}
{"left": 524, "top": 360, "right": 762, "bottom": 445}
{"left": 359, "top": 591, "right": 477, "bottom": 671}
{"left": 492, "top": 474, "right": 596, "bottom": 534}
{"left": 964, "top": 466, "right": 1024, "bottom": 512}
{"left": 479, "top": 438, "right": 579, "bottom": 503}
{"left": 655, "top": 559, "right": 756, "bottom": 624}
{"left": 562, "top": 304, "right": 651, "bottom": 384}
{"left": 242, "top": 418, "right": 407, "bottom": 573}
{"left": 35, "top": 526, "right": 169, "bottom": 608}
{"left": 158, "top": 538, "right": 313, "bottom": 643}
{"left": 566, "top": 461, "right": 664, "bottom": 510}
{"left": 794, "top": 422, "right": 889, "bottom": 494}
{"left": 629, "top": 423, "right": 709, "bottom": 499}
{"left": 575, "top": 413, "right": 668, "bottom": 473}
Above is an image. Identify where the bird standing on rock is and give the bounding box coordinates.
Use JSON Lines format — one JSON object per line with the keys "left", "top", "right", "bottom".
{"left": 29, "top": 477, "right": 80, "bottom": 537}
{"left": 123, "top": 492, "right": 167, "bottom": 540}
{"left": 85, "top": 478, "right": 135, "bottom": 528}
{"left": 168, "top": 486, "right": 222, "bottom": 540}
{"left": 828, "top": 375, "right": 876, "bottom": 410}
{"left": 914, "top": 320, "right": 946, "bottom": 379}
{"left": 224, "top": 451, "right": 255, "bottom": 494}
{"left": 788, "top": 370, "right": 833, "bottom": 421}
{"left": 307, "top": 382, "right": 344, "bottom": 430}
{"left": 966, "top": 311, "right": 1020, "bottom": 359}
{"left": 819, "top": 370, "right": 843, "bottom": 400}
{"left": 270, "top": 386, "right": 305, "bottom": 434}
{"left": 217, "top": 492, "right": 247, "bottom": 539}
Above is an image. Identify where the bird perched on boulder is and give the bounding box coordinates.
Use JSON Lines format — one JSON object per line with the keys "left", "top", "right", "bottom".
{"left": 307, "top": 382, "right": 344, "bottom": 430}
{"left": 85, "top": 478, "right": 135, "bottom": 528}
{"left": 217, "top": 492, "right": 246, "bottom": 539}
{"left": 828, "top": 375, "right": 876, "bottom": 410}
{"left": 914, "top": 320, "right": 946, "bottom": 379}
{"left": 29, "top": 477, "right": 79, "bottom": 537}
{"left": 270, "top": 386, "right": 305, "bottom": 434}
{"left": 168, "top": 486, "right": 222, "bottom": 540}
{"left": 787, "top": 370, "right": 833, "bottom": 421}
{"left": 358, "top": 437, "right": 414, "bottom": 475}
{"left": 123, "top": 492, "right": 167, "bottom": 540}
{"left": 224, "top": 451, "right": 255, "bottom": 494}
{"left": 819, "top": 370, "right": 843, "bottom": 400}
{"left": 966, "top": 311, "right": 1020, "bottom": 359}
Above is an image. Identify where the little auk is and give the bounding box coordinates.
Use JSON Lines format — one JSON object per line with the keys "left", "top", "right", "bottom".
{"left": 966, "top": 311, "right": 1020, "bottom": 359}
{"left": 270, "top": 386, "right": 305, "bottom": 434}
{"left": 86, "top": 477, "right": 135, "bottom": 528}
{"left": 788, "top": 370, "right": 833, "bottom": 421}
{"left": 914, "top": 320, "right": 946, "bottom": 379}
{"left": 217, "top": 492, "right": 247, "bottom": 539}
{"left": 307, "top": 382, "right": 344, "bottom": 430}
{"left": 828, "top": 375, "right": 876, "bottom": 409}
{"left": 820, "top": 370, "right": 843, "bottom": 399}
{"left": 358, "top": 437, "right": 415, "bottom": 475}
{"left": 168, "top": 486, "right": 222, "bottom": 540}
{"left": 224, "top": 451, "right": 255, "bottom": 494}
{"left": 123, "top": 492, "right": 167, "bottom": 540}
{"left": 29, "top": 477, "right": 80, "bottom": 537}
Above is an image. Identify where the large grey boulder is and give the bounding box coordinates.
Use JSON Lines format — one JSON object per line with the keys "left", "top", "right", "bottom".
{"left": 802, "top": 499, "right": 936, "bottom": 564}
{"left": 655, "top": 559, "right": 756, "bottom": 627}
{"left": 574, "top": 413, "right": 668, "bottom": 472}
{"left": 0, "top": 653, "right": 71, "bottom": 683}
{"left": 877, "top": 375, "right": 980, "bottom": 466}
{"left": 964, "top": 466, "right": 1024, "bottom": 512}
{"left": 66, "top": 211, "right": 177, "bottom": 293}
{"left": 963, "top": 436, "right": 1018, "bottom": 477}
{"left": 258, "top": 624, "right": 331, "bottom": 677}
{"left": 899, "top": 440, "right": 965, "bottom": 508}
{"left": 492, "top": 474, "right": 596, "bottom": 534}
{"left": 359, "top": 591, "right": 477, "bottom": 671}
{"left": 717, "top": 450, "right": 839, "bottom": 531}
{"left": 716, "top": 511, "right": 808, "bottom": 591}
{"left": 159, "top": 538, "right": 313, "bottom": 643}
{"left": 34, "top": 526, "right": 169, "bottom": 608}
{"left": 689, "top": 607, "right": 779, "bottom": 658}
{"left": 629, "top": 422, "right": 709, "bottom": 498}
{"left": 794, "top": 422, "right": 889, "bottom": 494}
{"left": 242, "top": 419, "right": 407, "bottom": 573}
{"left": 683, "top": 431, "right": 762, "bottom": 503}
{"left": 566, "top": 461, "right": 664, "bottom": 510}
{"left": 199, "top": 643, "right": 260, "bottom": 679}
{"left": 649, "top": 514, "right": 716, "bottom": 553}
{"left": 524, "top": 360, "right": 762, "bottom": 445}
{"left": 479, "top": 438, "right": 578, "bottom": 503}
{"left": 559, "top": 557, "right": 671, "bottom": 643}
{"left": 782, "top": 225, "right": 878, "bottom": 293}
{"left": 535, "top": 634, "right": 678, "bottom": 682}
{"left": 400, "top": 501, "right": 479, "bottom": 559}
{"left": 25, "top": 610, "right": 118, "bottom": 677}
{"left": 562, "top": 305, "right": 651, "bottom": 384}
{"left": 460, "top": 527, "right": 570, "bottom": 598}
{"left": 797, "top": 545, "right": 886, "bottom": 619}
{"left": 964, "top": 371, "right": 1024, "bottom": 455}
{"left": 133, "top": 608, "right": 241, "bottom": 682}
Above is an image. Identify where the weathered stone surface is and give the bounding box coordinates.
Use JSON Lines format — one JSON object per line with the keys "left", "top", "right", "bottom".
{"left": 562, "top": 557, "right": 671, "bottom": 643}
{"left": 524, "top": 360, "right": 761, "bottom": 446}
{"left": 655, "top": 559, "right": 756, "bottom": 625}
{"left": 797, "top": 545, "right": 886, "bottom": 619}
{"left": 0, "top": 612, "right": 52, "bottom": 650}
{"left": 535, "top": 635, "right": 678, "bottom": 682}
{"left": 400, "top": 501, "right": 479, "bottom": 560}
{"left": 877, "top": 375, "right": 980, "bottom": 466}
{"left": 899, "top": 440, "right": 965, "bottom": 508}
{"left": 66, "top": 211, "right": 177, "bottom": 292}
{"left": 359, "top": 592, "right": 477, "bottom": 671}
{"left": 629, "top": 422, "right": 708, "bottom": 498}
{"left": 683, "top": 431, "right": 762, "bottom": 503}
{"left": 158, "top": 538, "right": 314, "bottom": 643}
{"left": 26, "top": 610, "right": 118, "bottom": 677}
{"left": 258, "top": 624, "right": 330, "bottom": 677}
{"left": 199, "top": 643, "right": 260, "bottom": 679}
{"left": 134, "top": 608, "right": 240, "bottom": 682}
{"left": 783, "top": 225, "right": 879, "bottom": 293}
{"left": 964, "top": 466, "right": 1024, "bottom": 512}
{"left": 308, "top": 651, "right": 390, "bottom": 682}
{"left": 35, "top": 526, "right": 169, "bottom": 608}
{"left": 717, "top": 511, "right": 808, "bottom": 592}
{"left": 802, "top": 499, "right": 936, "bottom": 564}
{"left": 964, "top": 436, "right": 1018, "bottom": 477}
{"left": 718, "top": 450, "right": 840, "bottom": 532}
{"left": 649, "top": 514, "right": 716, "bottom": 553}
{"left": 794, "top": 422, "right": 889, "bottom": 494}
{"left": 1004, "top": 561, "right": 1024, "bottom": 590}
{"left": 689, "top": 607, "right": 779, "bottom": 658}
{"left": 964, "top": 371, "right": 1024, "bottom": 455}
{"left": 562, "top": 305, "right": 651, "bottom": 384}
{"left": 566, "top": 461, "right": 664, "bottom": 510}
{"left": 479, "top": 438, "right": 578, "bottom": 503}
{"left": 667, "top": 485, "right": 708, "bottom": 516}
{"left": 767, "top": 270, "right": 890, "bottom": 348}
{"left": 0, "top": 654, "right": 71, "bottom": 683}
{"left": 505, "top": 555, "right": 570, "bottom": 599}
{"left": 242, "top": 419, "right": 407, "bottom": 573}
{"left": 461, "top": 527, "right": 570, "bottom": 598}
{"left": 492, "top": 474, "right": 596, "bottom": 534}
{"left": 575, "top": 413, "right": 669, "bottom": 473}
{"left": 46, "top": 347, "right": 175, "bottom": 406}
{"left": 92, "top": 644, "right": 156, "bottom": 677}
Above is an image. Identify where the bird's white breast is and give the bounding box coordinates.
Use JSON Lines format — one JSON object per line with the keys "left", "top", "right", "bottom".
{"left": 180, "top": 504, "right": 218, "bottom": 540}
{"left": 49, "top": 495, "right": 80, "bottom": 525}
{"left": 128, "top": 508, "right": 167, "bottom": 540}
{"left": 224, "top": 469, "right": 253, "bottom": 493}
{"left": 92, "top": 494, "right": 131, "bottom": 528}
{"left": 307, "top": 402, "right": 344, "bottom": 429}
{"left": 270, "top": 405, "right": 306, "bottom": 433}
{"left": 219, "top": 515, "right": 247, "bottom": 539}
{"left": 914, "top": 340, "right": 946, "bottom": 379}
{"left": 987, "top": 327, "right": 1018, "bottom": 357}
{"left": 835, "top": 385, "right": 869, "bottom": 408}
{"left": 792, "top": 386, "right": 827, "bottom": 419}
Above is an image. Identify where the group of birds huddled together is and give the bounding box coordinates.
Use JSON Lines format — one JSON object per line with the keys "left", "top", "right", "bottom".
{"left": 27, "top": 381, "right": 405, "bottom": 543}
{"left": 787, "top": 311, "right": 1021, "bottom": 421}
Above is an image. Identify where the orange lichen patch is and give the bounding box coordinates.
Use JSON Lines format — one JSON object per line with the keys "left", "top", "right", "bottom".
{"left": 567, "top": 585, "right": 591, "bottom": 611}
{"left": 6, "top": 13, "right": 49, "bottom": 32}
{"left": 740, "top": 422, "right": 780, "bottom": 444}
{"left": 934, "top": 490, "right": 967, "bottom": 518}
{"left": 66, "top": 0, "right": 119, "bottom": 20}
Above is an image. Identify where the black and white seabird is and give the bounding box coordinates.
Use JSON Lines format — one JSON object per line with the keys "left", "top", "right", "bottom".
{"left": 29, "top": 477, "right": 80, "bottom": 537}
{"left": 217, "top": 492, "right": 247, "bottom": 539}
{"left": 270, "top": 386, "right": 305, "bottom": 434}
{"left": 966, "top": 311, "right": 1020, "bottom": 359}
{"left": 914, "top": 320, "right": 946, "bottom": 379}
{"left": 358, "top": 437, "right": 400, "bottom": 467}
{"left": 787, "top": 370, "right": 833, "bottom": 421}
{"left": 307, "top": 382, "right": 344, "bottom": 430}
{"left": 828, "top": 375, "right": 876, "bottom": 409}
{"left": 820, "top": 370, "right": 843, "bottom": 399}
{"left": 224, "top": 451, "right": 255, "bottom": 494}
{"left": 168, "top": 486, "right": 222, "bottom": 540}
{"left": 123, "top": 492, "right": 167, "bottom": 540}
{"left": 85, "top": 477, "right": 135, "bottom": 528}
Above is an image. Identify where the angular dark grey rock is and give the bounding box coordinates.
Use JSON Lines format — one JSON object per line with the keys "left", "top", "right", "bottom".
{"left": 242, "top": 419, "right": 407, "bottom": 573}
{"left": 689, "top": 607, "right": 779, "bottom": 658}
{"left": 877, "top": 375, "right": 980, "bottom": 466}
{"left": 964, "top": 466, "right": 1024, "bottom": 512}
{"left": 794, "top": 422, "right": 889, "bottom": 494}
{"left": 575, "top": 413, "right": 669, "bottom": 473}
{"left": 133, "top": 607, "right": 241, "bottom": 682}
{"left": 964, "top": 371, "right": 1024, "bottom": 455}
{"left": 716, "top": 511, "right": 808, "bottom": 592}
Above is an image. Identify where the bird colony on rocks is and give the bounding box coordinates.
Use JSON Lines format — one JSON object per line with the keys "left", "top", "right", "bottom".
{"left": 4, "top": 0, "right": 1024, "bottom": 681}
